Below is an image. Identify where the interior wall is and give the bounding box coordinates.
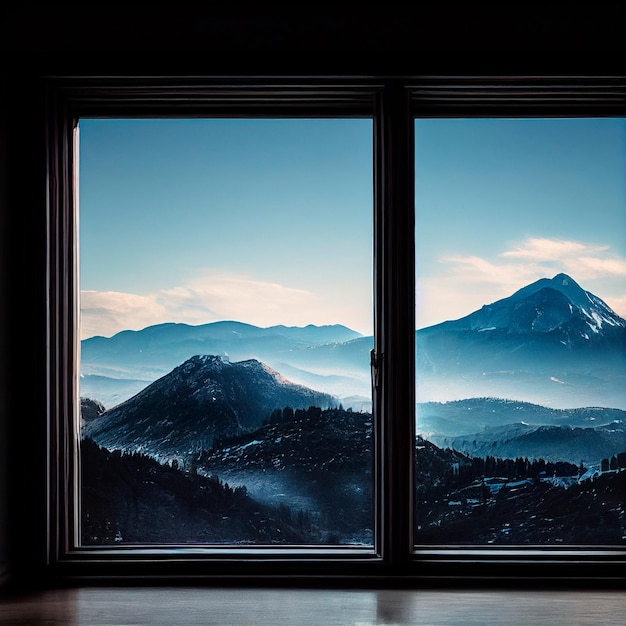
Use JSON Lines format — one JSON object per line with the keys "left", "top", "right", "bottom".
{"left": 0, "top": 58, "right": 9, "bottom": 588}
{"left": 2, "top": 2, "right": 625, "bottom": 76}
{"left": 0, "top": 1, "right": 623, "bottom": 589}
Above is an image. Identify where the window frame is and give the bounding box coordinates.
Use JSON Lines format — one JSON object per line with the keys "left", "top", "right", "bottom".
{"left": 45, "top": 76, "right": 626, "bottom": 583}
{"left": 409, "top": 78, "right": 626, "bottom": 579}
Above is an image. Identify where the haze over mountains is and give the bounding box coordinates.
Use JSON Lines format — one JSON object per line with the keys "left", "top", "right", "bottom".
{"left": 81, "top": 322, "right": 370, "bottom": 408}
{"left": 79, "top": 273, "right": 625, "bottom": 545}
{"left": 81, "top": 273, "right": 626, "bottom": 411}
{"left": 417, "top": 397, "right": 626, "bottom": 465}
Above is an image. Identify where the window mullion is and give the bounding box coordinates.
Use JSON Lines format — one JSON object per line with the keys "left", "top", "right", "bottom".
{"left": 375, "top": 83, "right": 415, "bottom": 566}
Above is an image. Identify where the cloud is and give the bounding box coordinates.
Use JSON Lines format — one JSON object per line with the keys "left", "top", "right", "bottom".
{"left": 80, "top": 291, "right": 170, "bottom": 339}
{"left": 501, "top": 237, "right": 609, "bottom": 262}
{"left": 574, "top": 256, "right": 626, "bottom": 278}
{"left": 158, "top": 272, "right": 316, "bottom": 324}
{"left": 604, "top": 294, "right": 626, "bottom": 318}
{"left": 438, "top": 254, "right": 539, "bottom": 286}
{"left": 417, "top": 237, "right": 626, "bottom": 328}
{"left": 83, "top": 237, "right": 625, "bottom": 338}
{"left": 81, "top": 272, "right": 326, "bottom": 339}
{"left": 499, "top": 237, "right": 626, "bottom": 280}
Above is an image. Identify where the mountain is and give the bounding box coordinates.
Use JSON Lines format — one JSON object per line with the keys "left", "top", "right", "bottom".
{"left": 81, "top": 321, "right": 363, "bottom": 372}
{"left": 429, "top": 273, "right": 624, "bottom": 341}
{"left": 414, "top": 435, "right": 626, "bottom": 545}
{"left": 80, "top": 397, "right": 106, "bottom": 422}
{"left": 197, "top": 406, "right": 374, "bottom": 544}
{"left": 415, "top": 273, "right": 626, "bottom": 408}
{"left": 81, "top": 437, "right": 317, "bottom": 545}
{"left": 80, "top": 274, "right": 625, "bottom": 411}
{"left": 430, "top": 421, "right": 626, "bottom": 465}
{"left": 416, "top": 397, "right": 626, "bottom": 436}
{"left": 80, "top": 321, "right": 367, "bottom": 408}
{"left": 80, "top": 374, "right": 154, "bottom": 409}
{"left": 82, "top": 354, "right": 338, "bottom": 463}
{"left": 417, "top": 398, "right": 626, "bottom": 464}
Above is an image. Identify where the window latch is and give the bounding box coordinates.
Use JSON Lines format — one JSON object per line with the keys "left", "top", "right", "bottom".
{"left": 370, "top": 349, "right": 381, "bottom": 391}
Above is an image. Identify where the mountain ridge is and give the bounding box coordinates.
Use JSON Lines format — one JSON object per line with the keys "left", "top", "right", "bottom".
{"left": 82, "top": 354, "right": 338, "bottom": 464}
{"left": 80, "top": 273, "right": 625, "bottom": 410}
{"left": 414, "top": 273, "right": 625, "bottom": 408}
{"left": 424, "top": 273, "right": 625, "bottom": 338}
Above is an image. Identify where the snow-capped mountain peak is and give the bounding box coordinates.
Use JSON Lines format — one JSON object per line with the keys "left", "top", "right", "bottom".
{"left": 443, "top": 273, "right": 625, "bottom": 337}
{"left": 415, "top": 274, "right": 626, "bottom": 408}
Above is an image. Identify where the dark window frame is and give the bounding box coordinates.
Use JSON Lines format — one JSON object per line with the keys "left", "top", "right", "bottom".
{"left": 44, "top": 76, "right": 626, "bottom": 583}
{"left": 409, "top": 77, "right": 626, "bottom": 581}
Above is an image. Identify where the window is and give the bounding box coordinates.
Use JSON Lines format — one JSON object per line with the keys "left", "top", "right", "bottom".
{"left": 414, "top": 116, "right": 626, "bottom": 548}
{"left": 78, "top": 116, "right": 374, "bottom": 547}
{"left": 45, "top": 77, "right": 626, "bottom": 579}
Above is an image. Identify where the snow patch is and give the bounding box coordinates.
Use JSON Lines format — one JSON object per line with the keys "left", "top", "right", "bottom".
{"left": 239, "top": 439, "right": 263, "bottom": 450}
{"left": 591, "top": 310, "right": 604, "bottom": 329}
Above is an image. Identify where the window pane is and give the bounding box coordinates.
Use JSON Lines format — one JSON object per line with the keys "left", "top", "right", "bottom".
{"left": 78, "top": 118, "right": 374, "bottom": 546}
{"left": 414, "top": 118, "right": 626, "bottom": 545}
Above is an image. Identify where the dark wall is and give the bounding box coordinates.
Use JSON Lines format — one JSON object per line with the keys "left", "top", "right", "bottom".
{"left": 0, "top": 47, "right": 8, "bottom": 588}
{"left": 2, "top": 2, "right": 625, "bottom": 77}
{"left": 0, "top": 1, "right": 623, "bottom": 588}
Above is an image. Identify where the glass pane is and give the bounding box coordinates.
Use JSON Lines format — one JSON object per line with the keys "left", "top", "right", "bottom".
{"left": 414, "top": 118, "right": 626, "bottom": 545}
{"left": 78, "top": 118, "right": 374, "bottom": 545}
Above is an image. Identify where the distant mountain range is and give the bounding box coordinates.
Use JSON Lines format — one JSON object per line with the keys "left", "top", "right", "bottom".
{"left": 80, "top": 322, "right": 370, "bottom": 408}
{"left": 81, "top": 273, "right": 625, "bottom": 411}
{"left": 418, "top": 397, "right": 626, "bottom": 464}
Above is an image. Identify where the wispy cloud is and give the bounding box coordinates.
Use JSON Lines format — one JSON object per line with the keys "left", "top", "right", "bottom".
{"left": 604, "top": 294, "right": 626, "bottom": 317}
{"left": 437, "top": 254, "right": 539, "bottom": 286}
{"left": 500, "top": 237, "right": 626, "bottom": 280}
{"left": 81, "top": 268, "right": 375, "bottom": 340}
{"left": 575, "top": 256, "right": 626, "bottom": 278}
{"left": 82, "top": 238, "right": 625, "bottom": 338}
{"left": 80, "top": 272, "right": 319, "bottom": 339}
{"left": 159, "top": 272, "right": 316, "bottom": 325}
{"left": 501, "top": 237, "right": 610, "bottom": 262}
{"left": 417, "top": 237, "right": 626, "bottom": 328}
{"left": 80, "top": 291, "right": 170, "bottom": 339}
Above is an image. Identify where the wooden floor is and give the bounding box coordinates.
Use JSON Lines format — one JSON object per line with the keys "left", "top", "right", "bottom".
{"left": 0, "top": 586, "right": 625, "bottom": 625}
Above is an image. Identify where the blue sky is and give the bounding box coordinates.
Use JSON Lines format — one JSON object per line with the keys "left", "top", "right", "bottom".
{"left": 79, "top": 118, "right": 374, "bottom": 339}
{"left": 79, "top": 117, "right": 626, "bottom": 339}
{"left": 415, "top": 117, "right": 626, "bottom": 328}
